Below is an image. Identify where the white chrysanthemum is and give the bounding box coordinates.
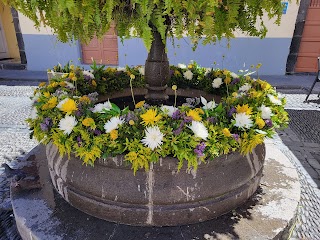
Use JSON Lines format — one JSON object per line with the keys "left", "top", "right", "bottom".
{"left": 200, "top": 96, "right": 215, "bottom": 110}
{"left": 161, "top": 105, "right": 178, "bottom": 117}
{"left": 65, "top": 81, "right": 75, "bottom": 89}
{"left": 230, "top": 72, "right": 239, "bottom": 78}
{"left": 189, "top": 121, "right": 209, "bottom": 140}
{"left": 259, "top": 105, "right": 273, "bottom": 119}
{"left": 117, "top": 67, "right": 126, "bottom": 72}
{"left": 177, "top": 63, "right": 187, "bottom": 69}
{"left": 268, "top": 94, "right": 282, "bottom": 105}
{"left": 92, "top": 100, "right": 112, "bottom": 113}
{"left": 83, "top": 70, "right": 95, "bottom": 79}
{"left": 239, "top": 83, "right": 251, "bottom": 92}
{"left": 138, "top": 66, "right": 145, "bottom": 75}
{"left": 104, "top": 116, "right": 124, "bottom": 133}
{"left": 183, "top": 70, "right": 193, "bottom": 80}
{"left": 32, "top": 92, "right": 41, "bottom": 102}
{"left": 30, "top": 107, "right": 38, "bottom": 119}
{"left": 205, "top": 68, "right": 212, "bottom": 76}
{"left": 212, "top": 77, "right": 223, "bottom": 88}
{"left": 59, "top": 116, "right": 78, "bottom": 135}
{"left": 234, "top": 113, "right": 253, "bottom": 129}
{"left": 141, "top": 126, "right": 164, "bottom": 150}
{"left": 57, "top": 98, "right": 69, "bottom": 110}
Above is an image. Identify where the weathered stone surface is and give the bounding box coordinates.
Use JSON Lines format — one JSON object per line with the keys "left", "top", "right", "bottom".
{"left": 11, "top": 142, "right": 300, "bottom": 239}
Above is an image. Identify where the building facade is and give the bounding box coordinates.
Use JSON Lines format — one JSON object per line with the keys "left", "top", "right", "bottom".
{"left": 0, "top": 1, "right": 319, "bottom": 75}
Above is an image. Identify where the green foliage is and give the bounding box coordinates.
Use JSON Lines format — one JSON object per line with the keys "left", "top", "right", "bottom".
{"left": 4, "top": 0, "right": 290, "bottom": 51}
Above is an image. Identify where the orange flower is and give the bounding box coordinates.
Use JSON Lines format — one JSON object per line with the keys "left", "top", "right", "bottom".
{"left": 110, "top": 129, "right": 118, "bottom": 140}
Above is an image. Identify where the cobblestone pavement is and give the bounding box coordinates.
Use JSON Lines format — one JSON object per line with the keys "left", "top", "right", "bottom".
{"left": 0, "top": 85, "right": 320, "bottom": 239}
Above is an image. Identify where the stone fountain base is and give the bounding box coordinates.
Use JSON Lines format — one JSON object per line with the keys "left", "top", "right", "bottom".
{"left": 10, "top": 140, "right": 300, "bottom": 239}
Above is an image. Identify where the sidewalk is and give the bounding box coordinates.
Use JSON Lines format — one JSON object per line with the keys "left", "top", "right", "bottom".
{"left": 0, "top": 69, "right": 320, "bottom": 93}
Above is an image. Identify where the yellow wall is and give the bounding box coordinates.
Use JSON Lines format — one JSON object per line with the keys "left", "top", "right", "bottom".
{"left": 0, "top": 4, "right": 20, "bottom": 58}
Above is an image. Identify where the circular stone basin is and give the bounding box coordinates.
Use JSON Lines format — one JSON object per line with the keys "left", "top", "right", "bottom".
{"left": 46, "top": 142, "right": 265, "bottom": 226}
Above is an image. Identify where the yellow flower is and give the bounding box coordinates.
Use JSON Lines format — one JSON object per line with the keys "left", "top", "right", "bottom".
{"left": 255, "top": 118, "right": 265, "bottom": 129}
{"left": 110, "top": 129, "right": 118, "bottom": 140}
{"left": 135, "top": 101, "right": 145, "bottom": 109}
{"left": 245, "top": 75, "right": 251, "bottom": 81}
{"left": 82, "top": 118, "right": 95, "bottom": 128}
{"left": 102, "top": 77, "right": 106, "bottom": 81}
{"left": 69, "top": 72, "right": 75, "bottom": 79}
{"left": 236, "top": 104, "right": 252, "bottom": 115}
{"left": 141, "top": 109, "right": 162, "bottom": 125}
{"left": 256, "top": 63, "right": 262, "bottom": 69}
{"left": 61, "top": 99, "right": 78, "bottom": 114}
{"left": 43, "top": 92, "right": 51, "bottom": 98}
{"left": 171, "top": 85, "right": 177, "bottom": 91}
{"left": 79, "top": 96, "right": 91, "bottom": 104}
{"left": 39, "top": 82, "right": 46, "bottom": 87}
{"left": 174, "top": 70, "right": 181, "bottom": 76}
{"left": 224, "top": 76, "right": 231, "bottom": 84}
{"left": 129, "top": 120, "right": 135, "bottom": 125}
{"left": 188, "top": 64, "right": 193, "bottom": 69}
{"left": 41, "top": 96, "right": 57, "bottom": 110}
{"left": 92, "top": 80, "right": 97, "bottom": 87}
{"left": 130, "top": 74, "right": 135, "bottom": 80}
{"left": 250, "top": 90, "right": 263, "bottom": 98}
{"left": 71, "top": 77, "right": 77, "bottom": 81}
{"left": 187, "top": 109, "right": 202, "bottom": 121}
{"left": 60, "top": 82, "right": 67, "bottom": 87}
{"left": 232, "top": 92, "right": 238, "bottom": 98}
{"left": 222, "top": 128, "right": 232, "bottom": 137}
{"left": 70, "top": 64, "right": 75, "bottom": 70}
{"left": 223, "top": 69, "right": 229, "bottom": 75}
{"left": 49, "top": 82, "right": 59, "bottom": 88}
{"left": 260, "top": 81, "right": 271, "bottom": 91}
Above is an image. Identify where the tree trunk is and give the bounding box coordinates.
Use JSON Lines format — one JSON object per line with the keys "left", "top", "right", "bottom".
{"left": 145, "top": 29, "right": 169, "bottom": 105}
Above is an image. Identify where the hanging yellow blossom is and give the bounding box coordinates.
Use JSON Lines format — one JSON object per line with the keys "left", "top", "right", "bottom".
{"left": 82, "top": 118, "right": 95, "bottom": 128}
{"left": 255, "top": 118, "right": 265, "bottom": 129}
{"left": 110, "top": 129, "right": 118, "bottom": 140}
{"left": 187, "top": 109, "right": 202, "bottom": 121}
{"left": 135, "top": 101, "right": 145, "bottom": 109}
{"left": 141, "top": 109, "right": 162, "bottom": 125}
{"left": 129, "top": 120, "right": 135, "bottom": 125}
{"left": 130, "top": 74, "right": 135, "bottom": 80}
{"left": 224, "top": 76, "right": 231, "bottom": 84}
{"left": 60, "top": 99, "right": 78, "bottom": 114}
{"left": 171, "top": 85, "right": 177, "bottom": 91}
{"left": 222, "top": 128, "right": 232, "bottom": 137}
{"left": 236, "top": 104, "right": 253, "bottom": 115}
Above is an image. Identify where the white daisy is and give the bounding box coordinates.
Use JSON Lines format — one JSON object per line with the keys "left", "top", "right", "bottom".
{"left": 83, "top": 70, "right": 95, "bottom": 79}
{"left": 177, "top": 63, "right": 187, "bottom": 69}
{"left": 230, "top": 72, "right": 239, "bottom": 78}
{"left": 161, "top": 105, "right": 178, "bottom": 117}
{"left": 234, "top": 113, "right": 253, "bottom": 129}
{"left": 259, "top": 105, "right": 273, "bottom": 119}
{"left": 239, "top": 83, "right": 251, "bottom": 92}
{"left": 104, "top": 116, "right": 124, "bottom": 133}
{"left": 92, "top": 100, "right": 112, "bottom": 113}
{"left": 267, "top": 94, "right": 282, "bottom": 105}
{"left": 138, "top": 66, "right": 145, "bottom": 75}
{"left": 212, "top": 77, "right": 223, "bottom": 88}
{"left": 183, "top": 70, "right": 193, "bottom": 80}
{"left": 189, "top": 121, "right": 209, "bottom": 140}
{"left": 200, "top": 96, "right": 215, "bottom": 110}
{"left": 59, "top": 116, "right": 78, "bottom": 135}
{"left": 117, "top": 67, "right": 126, "bottom": 72}
{"left": 141, "top": 126, "right": 164, "bottom": 150}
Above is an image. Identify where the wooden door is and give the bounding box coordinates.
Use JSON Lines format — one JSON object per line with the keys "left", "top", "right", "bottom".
{"left": 0, "top": 17, "right": 9, "bottom": 59}
{"left": 295, "top": 0, "right": 320, "bottom": 72}
{"left": 81, "top": 26, "right": 118, "bottom": 65}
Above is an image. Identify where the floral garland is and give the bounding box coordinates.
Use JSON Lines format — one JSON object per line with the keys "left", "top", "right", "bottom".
{"left": 28, "top": 62, "right": 289, "bottom": 173}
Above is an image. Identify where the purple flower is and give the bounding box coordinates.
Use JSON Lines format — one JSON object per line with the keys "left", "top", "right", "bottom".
{"left": 88, "top": 92, "right": 99, "bottom": 102}
{"left": 84, "top": 75, "right": 91, "bottom": 81}
{"left": 124, "top": 112, "right": 138, "bottom": 123}
{"left": 265, "top": 119, "right": 273, "bottom": 128}
{"left": 93, "top": 129, "right": 102, "bottom": 136}
{"left": 228, "top": 106, "right": 236, "bottom": 117}
{"left": 232, "top": 134, "right": 240, "bottom": 141}
{"left": 183, "top": 116, "right": 192, "bottom": 123}
{"left": 173, "top": 128, "right": 183, "bottom": 136}
{"left": 172, "top": 110, "right": 181, "bottom": 120}
{"left": 194, "top": 142, "right": 206, "bottom": 157}
{"left": 207, "top": 117, "right": 216, "bottom": 124}
{"left": 40, "top": 123, "right": 49, "bottom": 132}
{"left": 77, "top": 136, "right": 82, "bottom": 147}
{"left": 44, "top": 117, "right": 52, "bottom": 127}
{"left": 231, "top": 78, "right": 240, "bottom": 85}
